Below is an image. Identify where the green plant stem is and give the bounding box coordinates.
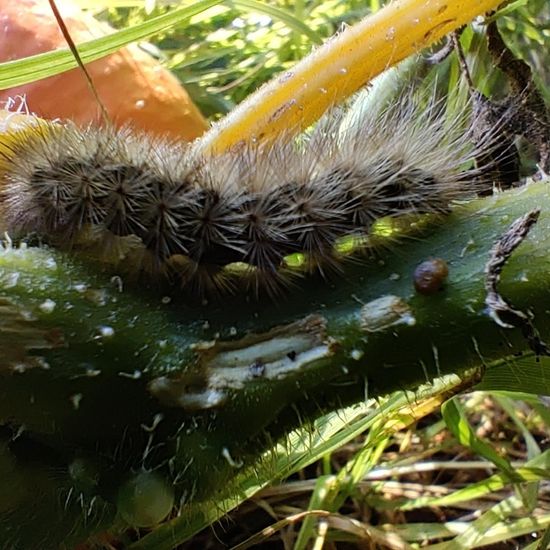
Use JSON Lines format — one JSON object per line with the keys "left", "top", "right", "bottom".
{"left": 1, "top": 181, "right": 550, "bottom": 546}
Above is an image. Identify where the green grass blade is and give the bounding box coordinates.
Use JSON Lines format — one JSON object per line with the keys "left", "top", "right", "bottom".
{"left": 232, "top": 0, "right": 323, "bottom": 44}
{"left": 0, "top": 0, "right": 222, "bottom": 90}
{"left": 0, "top": 0, "right": 324, "bottom": 92}
{"left": 429, "top": 514, "right": 550, "bottom": 550}
{"left": 494, "top": 394, "right": 541, "bottom": 459}
{"left": 293, "top": 475, "right": 338, "bottom": 550}
{"left": 394, "top": 450, "right": 550, "bottom": 511}
{"left": 441, "top": 398, "right": 519, "bottom": 480}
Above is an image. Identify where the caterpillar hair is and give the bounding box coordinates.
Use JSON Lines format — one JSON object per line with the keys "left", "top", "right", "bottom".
{"left": 0, "top": 78, "right": 498, "bottom": 298}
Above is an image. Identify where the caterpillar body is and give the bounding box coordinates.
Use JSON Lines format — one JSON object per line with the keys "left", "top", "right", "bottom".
{"left": 0, "top": 85, "right": 494, "bottom": 297}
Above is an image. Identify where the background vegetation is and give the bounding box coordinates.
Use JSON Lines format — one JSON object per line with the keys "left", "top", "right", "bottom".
{"left": 93, "top": 0, "right": 550, "bottom": 114}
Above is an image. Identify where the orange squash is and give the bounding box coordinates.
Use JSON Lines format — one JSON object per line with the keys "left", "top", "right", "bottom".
{"left": 0, "top": 0, "right": 208, "bottom": 140}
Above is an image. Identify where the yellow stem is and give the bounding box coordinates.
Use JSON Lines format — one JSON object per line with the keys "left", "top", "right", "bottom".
{"left": 198, "top": 0, "right": 503, "bottom": 154}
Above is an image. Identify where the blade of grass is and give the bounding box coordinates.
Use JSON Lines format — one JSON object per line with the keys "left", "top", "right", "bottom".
{"left": 428, "top": 495, "right": 550, "bottom": 549}
{"left": 392, "top": 449, "right": 550, "bottom": 511}
{"left": 294, "top": 430, "right": 389, "bottom": 550}
{"left": 494, "top": 395, "right": 541, "bottom": 458}
{"left": 385, "top": 515, "right": 550, "bottom": 548}
{"left": 293, "top": 475, "right": 339, "bottom": 550}
{"left": 232, "top": 0, "right": 323, "bottom": 45}
{"left": 438, "top": 494, "right": 527, "bottom": 550}
{"left": 0, "top": 0, "right": 222, "bottom": 90}
{"left": 535, "top": 526, "right": 550, "bottom": 550}
{"left": 494, "top": 394, "right": 542, "bottom": 510}
{"left": 441, "top": 397, "right": 520, "bottom": 480}
{"left": 0, "top": 0, "right": 322, "bottom": 91}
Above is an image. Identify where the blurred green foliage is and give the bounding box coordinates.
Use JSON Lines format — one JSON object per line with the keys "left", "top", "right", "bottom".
{"left": 82, "top": 0, "right": 550, "bottom": 117}
{"left": 98, "top": 0, "right": 377, "bottom": 117}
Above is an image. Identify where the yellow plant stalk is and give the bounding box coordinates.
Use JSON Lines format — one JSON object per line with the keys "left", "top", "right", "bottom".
{"left": 199, "top": 0, "right": 503, "bottom": 154}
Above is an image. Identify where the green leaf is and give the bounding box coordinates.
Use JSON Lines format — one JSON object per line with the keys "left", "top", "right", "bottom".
{"left": 441, "top": 398, "right": 519, "bottom": 480}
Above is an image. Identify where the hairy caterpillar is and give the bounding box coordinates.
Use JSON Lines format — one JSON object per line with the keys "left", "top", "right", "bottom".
{"left": 0, "top": 81, "right": 496, "bottom": 298}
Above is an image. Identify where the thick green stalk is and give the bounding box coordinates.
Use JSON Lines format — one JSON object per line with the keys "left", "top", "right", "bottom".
{"left": 1, "top": 181, "right": 550, "bottom": 546}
